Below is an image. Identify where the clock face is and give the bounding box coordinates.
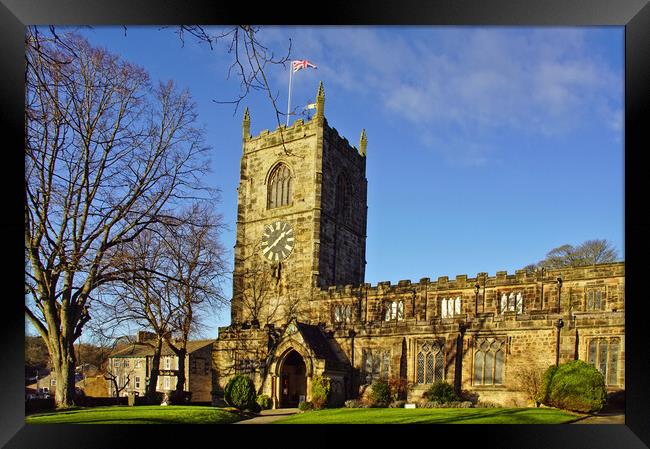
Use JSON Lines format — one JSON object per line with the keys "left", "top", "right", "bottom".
{"left": 261, "top": 221, "right": 295, "bottom": 262}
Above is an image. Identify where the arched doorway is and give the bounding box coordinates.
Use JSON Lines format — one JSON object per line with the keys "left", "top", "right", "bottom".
{"left": 279, "top": 350, "right": 307, "bottom": 408}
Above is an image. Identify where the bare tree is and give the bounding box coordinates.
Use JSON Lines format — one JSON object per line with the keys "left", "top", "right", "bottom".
{"left": 103, "top": 357, "right": 135, "bottom": 399}
{"left": 98, "top": 227, "right": 178, "bottom": 402}
{"left": 160, "top": 204, "right": 228, "bottom": 401}
{"left": 24, "top": 28, "right": 211, "bottom": 407}
{"left": 525, "top": 239, "right": 619, "bottom": 270}
{"left": 235, "top": 242, "right": 285, "bottom": 326}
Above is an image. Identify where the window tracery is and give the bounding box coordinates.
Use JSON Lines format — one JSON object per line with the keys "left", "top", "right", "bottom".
{"left": 267, "top": 163, "right": 293, "bottom": 209}
{"left": 473, "top": 337, "right": 506, "bottom": 385}
{"left": 416, "top": 340, "right": 445, "bottom": 384}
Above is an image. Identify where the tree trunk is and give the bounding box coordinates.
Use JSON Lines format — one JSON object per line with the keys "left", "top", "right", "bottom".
{"left": 146, "top": 338, "right": 164, "bottom": 402}
{"left": 174, "top": 348, "right": 188, "bottom": 400}
{"left": 52, "top": 341, "right": 77, "bottom": 408}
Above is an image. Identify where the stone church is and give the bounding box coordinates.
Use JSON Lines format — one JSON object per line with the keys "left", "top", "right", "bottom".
{"left": 212, "top": 82, "right": 625, "bottom": 408}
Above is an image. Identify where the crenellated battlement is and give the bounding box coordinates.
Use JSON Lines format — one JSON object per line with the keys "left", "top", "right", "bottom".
{"left": 317, "top": 261, "right": 625, "bottom": 300}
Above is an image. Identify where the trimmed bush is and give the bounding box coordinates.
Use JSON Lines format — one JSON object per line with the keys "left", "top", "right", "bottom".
{"left": 475, "top": 401, "right": 502, "bottom": 408}
{"left": 369, "top": 380, "right": 391, "bottom": 407}
{"left": 389, "top": 400, "right": 407, "bottom": 408}
{"left": 256, "top": 394, "right": 272, "bottom": 410}
{"left": 344, "top": 399, "right": 365, "bottom": 408}
{"left": 425, "top": 381, "right": 459, "bottom": 404}
{"left": 310, "top": 375, "right": 331, "bottom": 409}
{"left": 417, "top": 400, "right": 473, "bottom": 408}
{"left": 298, "top": 400, "right": 314, "bottom": 411}
{"left": 224, "top": 375, "right": 257, "bottom": 411}
{"left": 540, "top": 360, "right": 607, "bottom": 413}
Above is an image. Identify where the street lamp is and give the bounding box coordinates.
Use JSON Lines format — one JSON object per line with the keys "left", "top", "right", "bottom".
{"left": 474, "top": 283, "right": 480, "bottom": 315}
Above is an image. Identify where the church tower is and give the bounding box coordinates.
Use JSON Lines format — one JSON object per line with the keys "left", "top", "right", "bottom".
{"left": 231, "top": 82, "right": 367, "bottom": 325}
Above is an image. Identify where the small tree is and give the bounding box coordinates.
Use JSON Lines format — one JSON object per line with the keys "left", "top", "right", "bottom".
{"left": 511, "top": 360, "right": 546, "bottom": 407}
{"left": 369, "top": 379, "right": 391, "bottom": 407}
{"left": 310, "top": 375, "right": 331, "bottom": 409}
{"left": 387, "top": 376, "right": 412, "bottom": 402}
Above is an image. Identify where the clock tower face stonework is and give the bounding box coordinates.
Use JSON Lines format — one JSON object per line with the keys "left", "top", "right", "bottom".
{"left": 230, "top": 82, "right": 368, "bottom": 326}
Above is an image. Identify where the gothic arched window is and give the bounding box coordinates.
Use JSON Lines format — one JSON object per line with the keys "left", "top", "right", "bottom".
{"left": 335, "top": 173, "right": 351, "bottom": 222}
{"left": 267, "top": 163, "right": 293, "bottom": 209}
{"left": 588, "top": 337, "right": 621, "bottom": 386}
{"left": 416, "top": 341, "right": 445, "bottom": 384}
{"left": 473, "top": 338, "right": 505, "bottom": 385}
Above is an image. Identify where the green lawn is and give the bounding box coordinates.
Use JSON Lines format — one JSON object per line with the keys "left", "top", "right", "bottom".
{"left": 26, "top": 405, "right": 246, "bottom": 424}
{"left": 274, "top": 407, "right": 581, "bottom": 424}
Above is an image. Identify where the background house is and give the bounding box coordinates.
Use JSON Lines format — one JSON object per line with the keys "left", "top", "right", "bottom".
{"left": 108, "top": 332, "right": 214, "bottom": 403}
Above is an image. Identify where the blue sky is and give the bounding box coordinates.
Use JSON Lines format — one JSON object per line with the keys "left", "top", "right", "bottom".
{"left": 49, "top": 26, "right": 624, "bottom": 336}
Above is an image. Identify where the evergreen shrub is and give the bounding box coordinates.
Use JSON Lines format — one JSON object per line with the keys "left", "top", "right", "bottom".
{"left": 425, "top": 381, "right": 459, "bottom": 404}
{"left": 540, "top": 360, "right": 607, "bottom": 413}
{"left": 224, "top": 375, "right": 257, "bottom": 411}
{"left": 256, "top": 394, "right": 272, "bottom": 410}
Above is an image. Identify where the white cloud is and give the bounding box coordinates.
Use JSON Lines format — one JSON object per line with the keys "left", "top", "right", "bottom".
{"left": 258, "top": 27, "right": 623, "bottom": 164}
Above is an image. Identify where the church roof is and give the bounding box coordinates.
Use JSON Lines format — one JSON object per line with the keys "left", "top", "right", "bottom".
{"left": 295, "top": 322, "right": 339, "bottom": 363}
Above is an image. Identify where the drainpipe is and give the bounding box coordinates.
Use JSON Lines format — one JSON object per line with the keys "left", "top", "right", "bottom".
{"left": 454, "top": 322, "right": 467, "bottom": 395}
{"left": 555, "top": 319, "right": 564, "bottom": 367}
{"left": 348, "top": 329, "right": 356, "bottom": 399}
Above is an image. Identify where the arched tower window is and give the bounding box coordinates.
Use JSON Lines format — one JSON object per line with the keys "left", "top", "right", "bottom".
{"left": 267, "top": 163, "right": 293, "bottom": 209}
{"left": 335, "top": 173, "right": 351, "bottom": 222}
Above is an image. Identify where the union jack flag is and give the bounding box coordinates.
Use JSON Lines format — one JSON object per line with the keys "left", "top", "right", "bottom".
{"left": 292, "top": 60, "right": 317, "bottom": 72}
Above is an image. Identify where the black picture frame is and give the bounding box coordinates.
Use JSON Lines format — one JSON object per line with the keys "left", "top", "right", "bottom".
{"left": 2, "top": 1, "right": 649, "bottom": 447}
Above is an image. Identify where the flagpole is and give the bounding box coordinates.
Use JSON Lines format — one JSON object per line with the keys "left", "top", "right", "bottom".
{"left": 286, "top": 63, "right": 293, "bottom": 126}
